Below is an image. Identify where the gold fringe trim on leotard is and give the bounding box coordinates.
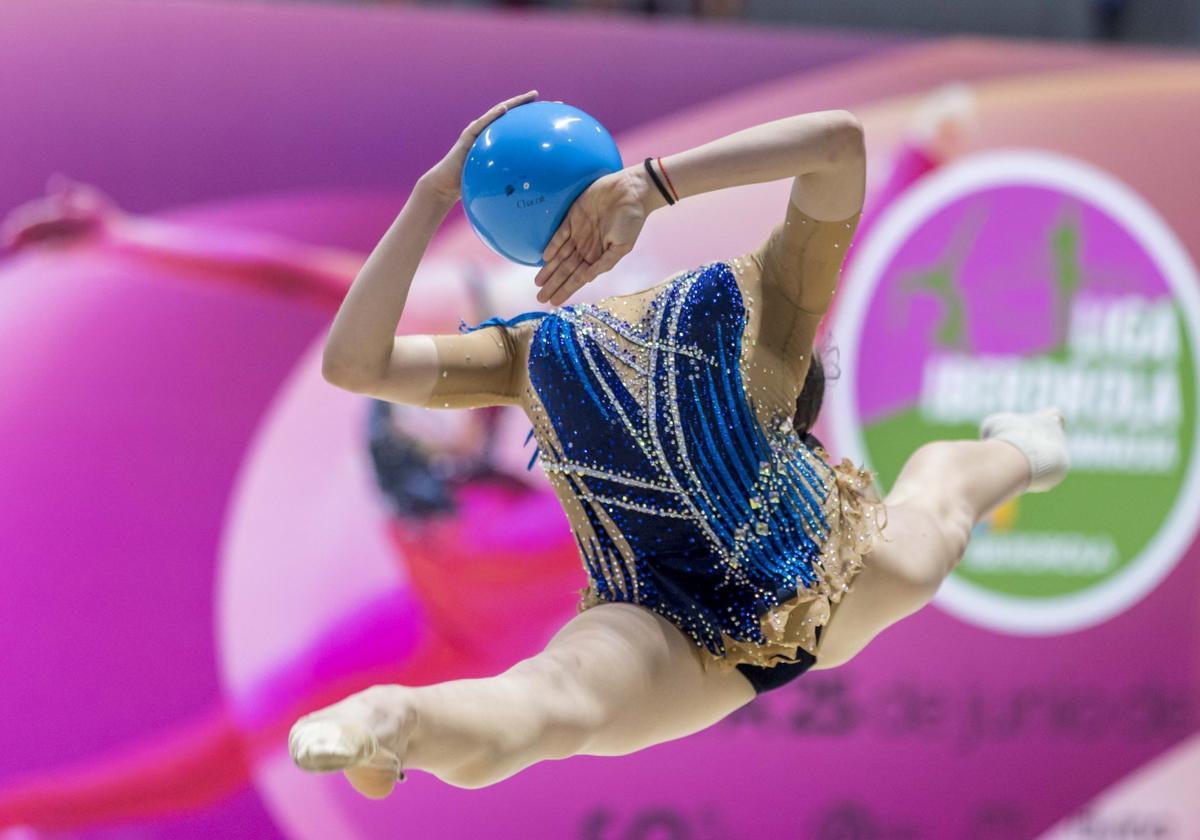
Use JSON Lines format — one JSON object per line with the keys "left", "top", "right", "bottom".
{"left": 697, "top": 453, "right": 888, "bottom": 674}
{"left": 572, "top": 454, "right": 888, "bottom": 672}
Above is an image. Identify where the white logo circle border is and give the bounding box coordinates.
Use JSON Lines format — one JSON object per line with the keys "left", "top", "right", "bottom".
{"left": 827, "top": 148, "right": 1200, "bottom": 635}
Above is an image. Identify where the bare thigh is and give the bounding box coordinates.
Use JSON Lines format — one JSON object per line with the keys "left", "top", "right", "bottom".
{"left": 809, "top": 501, "right": 963, "bottom": 670}
{"left": 543, "top": 602, "right": 758, "bottom": 756}
{"left": 810, "top": 439, "right": 1029, "bottom": 670}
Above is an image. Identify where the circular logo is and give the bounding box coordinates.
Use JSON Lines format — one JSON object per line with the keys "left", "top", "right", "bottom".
{"left": 829, "top": 150, "right": 1200, "bottom": 635}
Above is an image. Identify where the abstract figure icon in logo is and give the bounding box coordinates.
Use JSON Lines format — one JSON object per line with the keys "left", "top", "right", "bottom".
{"left": 890, "top": 201, "right": 987, "bottom": 352}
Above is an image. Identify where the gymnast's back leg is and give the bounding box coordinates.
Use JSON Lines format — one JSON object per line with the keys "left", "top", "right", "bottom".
{"left": 290, "top": 601, "right": 757, "bottom": 796}
{"left": 812, "top": 408, "right": 1068, "bottom": 670}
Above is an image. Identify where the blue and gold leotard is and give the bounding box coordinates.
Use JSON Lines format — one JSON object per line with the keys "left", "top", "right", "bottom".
{"left": 425, "top": 199, "right": 884, "bottom": 679}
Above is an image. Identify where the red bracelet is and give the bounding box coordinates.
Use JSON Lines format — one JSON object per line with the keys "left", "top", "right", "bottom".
{"left": 656, "top": 156, "right": 681, "bottom": 203}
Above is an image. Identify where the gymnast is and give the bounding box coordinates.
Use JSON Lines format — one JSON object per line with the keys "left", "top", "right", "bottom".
{"left": 289, "top": 90, "right": 1068, "bottom": 798}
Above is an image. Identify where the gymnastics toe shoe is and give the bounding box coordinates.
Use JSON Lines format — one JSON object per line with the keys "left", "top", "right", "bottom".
{"left": 288, "top": 719, "right": 380, "bottom": 772}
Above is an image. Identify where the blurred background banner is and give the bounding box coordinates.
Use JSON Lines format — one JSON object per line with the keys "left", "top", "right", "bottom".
{"left": 1, "top": 1, "right": 1197, "bottom": 838}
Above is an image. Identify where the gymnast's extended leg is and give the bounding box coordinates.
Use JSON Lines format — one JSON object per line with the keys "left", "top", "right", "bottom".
{"left": 812, "top": 410, "right": 1067, "bottom": 670}
{"left": 290, "top": 601, "right": 757, "bottom": 796}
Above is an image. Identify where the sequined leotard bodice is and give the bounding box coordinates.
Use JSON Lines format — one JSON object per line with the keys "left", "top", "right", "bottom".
{"left": 426, "top": 199, "right": 884, "bottom": 673}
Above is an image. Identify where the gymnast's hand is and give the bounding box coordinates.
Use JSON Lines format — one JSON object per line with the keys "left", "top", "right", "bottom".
{"left": 418, "top": 89, "right": 540, "bottom": 205}
{"left": 534, "top": 168, "right": 648, "bottom": 306}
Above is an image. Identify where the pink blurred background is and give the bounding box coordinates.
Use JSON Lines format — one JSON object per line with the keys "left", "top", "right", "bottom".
{"left": 1, "top": 1, "right": 1197, "bottom": 837}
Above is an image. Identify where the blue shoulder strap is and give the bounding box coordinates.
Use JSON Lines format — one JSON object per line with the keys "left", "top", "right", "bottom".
{"left": 458, "top": 309, "right": 550, "bottom": 334}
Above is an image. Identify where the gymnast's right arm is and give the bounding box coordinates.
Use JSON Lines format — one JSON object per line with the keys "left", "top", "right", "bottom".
{"left": 318, "top": 181, "right": 452, "bottom": 405}
{"left": 321, "top": 89, "right": 539, "bottom": 407}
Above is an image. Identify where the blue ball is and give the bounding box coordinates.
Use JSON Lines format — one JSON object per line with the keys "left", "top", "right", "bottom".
{"left": 461, "top": 100, "right": 623, "bottom": 266}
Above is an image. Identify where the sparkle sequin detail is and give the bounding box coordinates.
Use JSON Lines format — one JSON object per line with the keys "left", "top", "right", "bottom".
{"left": 520, "top": 260, "right": 860, "bottom": 661}
{"left": 448, "top": 209, "right": 884, "bottom": 673}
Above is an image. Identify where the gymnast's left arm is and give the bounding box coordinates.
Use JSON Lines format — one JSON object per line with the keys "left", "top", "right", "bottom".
{"left": 646, "top": 108, "right": 864, "bottom": 222}
{"left": 658, "top": 108, "right": 866, "bottom": 314}
{"left": 533, "top": 109, "right": 866, "bottom": 307}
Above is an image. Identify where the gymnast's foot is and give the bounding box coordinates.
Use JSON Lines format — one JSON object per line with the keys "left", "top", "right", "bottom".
{"left": 979, "top": 407, "right": 1069, "bottom": 493}
{"left": 289, "top": 685, "right": 417, "bottom": 799}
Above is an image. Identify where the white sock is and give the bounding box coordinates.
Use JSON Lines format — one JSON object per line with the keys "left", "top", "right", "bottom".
{"left": 979, "top": 407, "right": 1069, "bottom": 493}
